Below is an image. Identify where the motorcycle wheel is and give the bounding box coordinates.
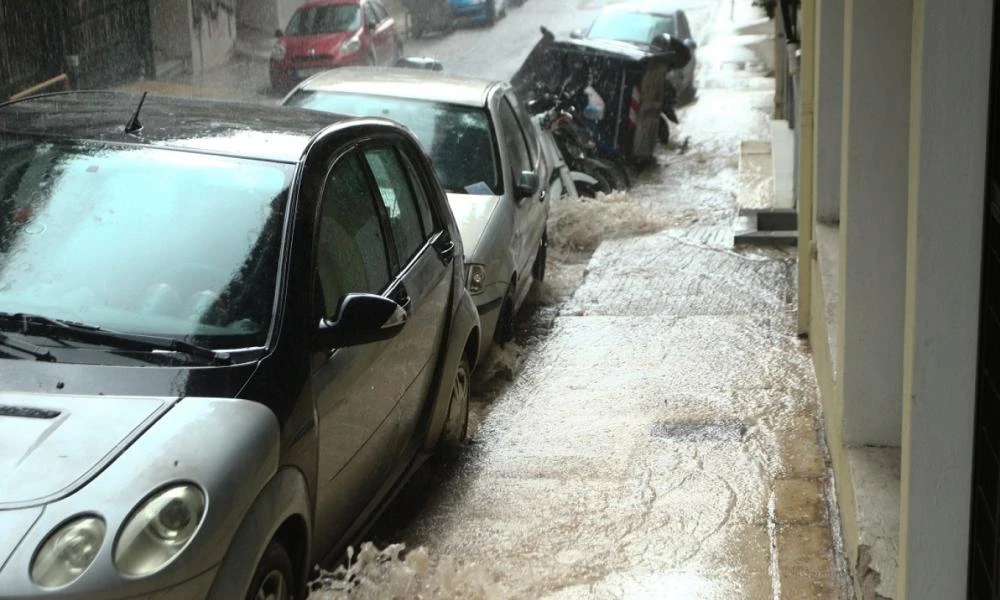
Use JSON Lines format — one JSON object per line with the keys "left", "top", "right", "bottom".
{"left": 575, "top": 169, "right": 612, "bottom": 198}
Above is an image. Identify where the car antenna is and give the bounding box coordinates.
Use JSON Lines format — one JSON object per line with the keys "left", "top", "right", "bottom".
{"left": 124, "top": 91, "right": 148, "bottom": 135}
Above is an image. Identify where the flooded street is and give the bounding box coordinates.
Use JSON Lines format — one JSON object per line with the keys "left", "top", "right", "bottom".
{"left": 111, "top": 0, "right": 851, "bottom": 596}
{"left": 307, "top": 1, "right": 849, "bottom": 598}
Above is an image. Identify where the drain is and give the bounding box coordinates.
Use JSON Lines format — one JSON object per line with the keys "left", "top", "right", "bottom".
{"left": 650, "top": 418, "right": 747, "bottom": 442}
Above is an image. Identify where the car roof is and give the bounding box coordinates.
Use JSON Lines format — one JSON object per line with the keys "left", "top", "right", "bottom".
{"left": 293, "top": 67, "right": 500, "bottom": 108}
{"left": 599, "top": 1, "right": 681, "bottom": 16}
{"left": 0, "top": 91, "right": 355, "bottom": 162}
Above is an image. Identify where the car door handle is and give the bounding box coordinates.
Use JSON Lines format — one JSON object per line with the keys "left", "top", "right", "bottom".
{"left": 435, "top": 237, "right": 456, "bottom": 261}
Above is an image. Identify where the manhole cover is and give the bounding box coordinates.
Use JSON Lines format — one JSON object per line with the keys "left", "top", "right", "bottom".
{"left": 650, "top": 418, "right": 746, "bottom": 442}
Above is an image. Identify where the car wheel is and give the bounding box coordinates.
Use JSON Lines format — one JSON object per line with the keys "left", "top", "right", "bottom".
{"left": 435, "top": 355, "right": 470, "bottom": 461}
{"left": 658, "top": 115, "right": 671, "bottom": 145}
{"left": 484, "top": 0, "right": 496, "bottom": 25}
{"left": 532, "top": 229, "right": 547, "bottom": 283}
{"left": 246, "top": 540, "right": 294, "bottom": 600}
{"left": 394, "top": 40, "right": 404, "bottom": 62}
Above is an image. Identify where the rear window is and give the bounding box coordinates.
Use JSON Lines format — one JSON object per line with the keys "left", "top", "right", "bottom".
{"left": 287, "top": 90, "right": 502, "bottom": 195}
{"left": 588, "top": 11, "right": 675, "bottom": 45}
{"left": 286, "top": 4, "right": 361, "bottom": 35}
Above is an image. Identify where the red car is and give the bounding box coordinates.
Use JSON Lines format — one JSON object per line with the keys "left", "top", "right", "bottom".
{"left": 269, "top": 0, "right": 403, "bottom": 91}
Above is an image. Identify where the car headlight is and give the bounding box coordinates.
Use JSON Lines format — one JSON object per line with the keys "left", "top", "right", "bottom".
{"left": 270, "top": 42, "right": 286, "bottom": 61}
{"left": 114, "top": 484, "right": 206, "bottom": 577}
{"left": 466, "top": 264, "right": 486, "bottom": 294}
{"left": 341, "top": 35, "right": 361, "bottom": 55}
{"left": 31, "top": 516, "right": 106, "bottom": 589}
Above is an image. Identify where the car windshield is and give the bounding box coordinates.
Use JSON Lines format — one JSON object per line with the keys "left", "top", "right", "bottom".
{"left": 285, "top": 4, "right": 361, "bottom": 35}
{"left": 286, "top": 90, "right": 501, "bottom": 195}
{"left": 0, "top": 138, "right": 293, "bottom": 350}
{"left": 587, "top": 11, "right": 675, "bottom": 45}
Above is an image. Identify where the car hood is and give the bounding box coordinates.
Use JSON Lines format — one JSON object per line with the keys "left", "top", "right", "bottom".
{"left": 0, "top": 393, "right": 177, "bottom": 509}
{"left": 283, "top": 31, "right": 355, "bottom": 58}
{"left": 446, "top": 193, "right": 502, "bottom": 258}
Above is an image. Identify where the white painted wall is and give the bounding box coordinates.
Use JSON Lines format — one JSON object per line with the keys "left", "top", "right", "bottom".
{"left": 837, "top": 0, "right": 911, "bottom": 447}
{"left": 898, "top": 0, "right": 991, "bottom": 597}
{"left": 813, "top": 0, "right": 842, "bottom": 224}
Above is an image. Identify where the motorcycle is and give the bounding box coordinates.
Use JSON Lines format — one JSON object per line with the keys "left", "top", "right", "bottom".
{"left": 526, "top": 85, "right": 628, "bottom": 197}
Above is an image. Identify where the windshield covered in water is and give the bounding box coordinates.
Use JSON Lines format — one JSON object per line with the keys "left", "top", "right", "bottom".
{"left": 285, "top": 4, "right": 361, "bottom": 35}
{"left": 0, "top": 138, "right": 292, "bottom": 350}
{"left": 286, "top": 90, "right": 501, "bottom": 195}
{"left": 587, "top": 11, "right": 675, "bottom": 45}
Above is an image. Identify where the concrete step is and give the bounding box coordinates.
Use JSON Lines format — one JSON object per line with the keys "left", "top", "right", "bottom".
{"left": 734, "top": 228, "right": 798, "bottom": 246}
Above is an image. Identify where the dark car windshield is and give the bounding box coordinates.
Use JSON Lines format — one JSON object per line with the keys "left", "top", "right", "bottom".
{"left": 0, "top": 138, "right": 293, "bottom": 350}
{"left": 286, "top": 90, "right": 501, "bottom": 195}
{"left": 588, "top": 11, "right": 675, "bottom": 45}
{"left": 286, "top": 4, "right": 361, "bottom": 35}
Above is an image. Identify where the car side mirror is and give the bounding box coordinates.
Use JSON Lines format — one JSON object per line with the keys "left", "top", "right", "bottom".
{"left": 275, "top": 29, "right": 283, "bottom": 38}
{"left": 314, "top": 293, "right": 407, "bottom": 349}
{"left": 569, "top": 28, "right": 585, "bottom": 39}
{"left": 516, "top": 170, "right": 540, "bottom": 201}
{"left": 683, "top": 38, "right": 697, "bottom": 50}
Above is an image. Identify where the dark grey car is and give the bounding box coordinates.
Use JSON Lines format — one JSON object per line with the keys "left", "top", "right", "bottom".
{"left": 0, "top": 91, "right": 480, "bottom": 599}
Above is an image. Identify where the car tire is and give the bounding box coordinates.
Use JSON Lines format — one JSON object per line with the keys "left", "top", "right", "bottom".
{"left": 484, "top": 0, "right": 497, "bottom": 25}
{"left": 435, "top": 355, "right": 470, "bottom": 462}
{"left": 532, "top": 229, "right": 547, "bottom": 283}
{"left": 493, "top": 281, "right": 516, "bottom": 345}
{"left": 246, "top": 540, "right": 294, "bottom": 600}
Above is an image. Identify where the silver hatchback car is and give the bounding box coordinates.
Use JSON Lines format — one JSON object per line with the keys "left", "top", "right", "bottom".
{"left": 284, "top": 68, "right": 551, "bottom": 361}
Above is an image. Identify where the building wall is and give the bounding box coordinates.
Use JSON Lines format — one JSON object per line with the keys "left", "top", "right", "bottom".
{"left": 190, "top": 1, "right": 237, "bottom": 75}
{"left": 897, "top": 0, "right": 991, "bottom": 597}
{"left": 150, "top": 0, "right": 192, "bottom": 62}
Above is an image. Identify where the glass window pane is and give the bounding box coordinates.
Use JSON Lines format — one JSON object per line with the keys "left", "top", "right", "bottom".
{"left": 498, "top": 101, "right": 531, "bottom": 179}
{"left": 365, "top": 147, "right": 427, "bottom": 264}
{"left": 317, "top": 155, "right": 391, "bottom": 316}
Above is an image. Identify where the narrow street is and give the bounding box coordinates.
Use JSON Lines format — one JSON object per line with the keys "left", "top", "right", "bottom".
{"left": 118, "top": 0, "right": 851, "bottom": 596}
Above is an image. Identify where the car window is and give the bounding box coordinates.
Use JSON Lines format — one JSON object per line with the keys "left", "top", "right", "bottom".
{"left": 677, "top": 12, "right": 691, "bottom": 39}
{"left": 286, "top": 90, "right": 501, "bottom": 195}
{"left": 364, "top": 3, "right": 379, "bottom": 27}
{"left": 316, "top": 153, "right": 391, "bottom": 318}
{"left": 286, "top": 5, "right": 361, "bottom": 35}
{"left": 371, "top": 0, "right": 389, "bottom": 22}
{"left": 0, "top": 139, "right": 291, "bottom": 349}
{"left": 588, "top": 11, "right": 676, "bottom": 45}
{"left": 497, "top": 100, "right": 531, "bottom": 181}
{"left": 364, "top": 147, "right": 428, "bottom": 265}
{"left": 506, "top": 93, "right": 539, "bottom": 164}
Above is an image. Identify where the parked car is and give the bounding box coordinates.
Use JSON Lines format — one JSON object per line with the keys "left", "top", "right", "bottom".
{"left": 448, "top": 0, "right": 506, "bottom": 26}
{"left": 572, "top": 2, "right": 697, "bottom": 104}
{"left": 269, "top": 0, "right": 403, "bottom": 91}
{"left": 0, "top": 90, "right": 480, "bottom": 599}
{"left": 284, "top": 68, "right": 550, "bottom": 360}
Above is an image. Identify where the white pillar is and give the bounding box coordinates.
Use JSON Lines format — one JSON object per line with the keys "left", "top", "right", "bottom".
{"left": 898, "top": 0, "right": 991, "bottom": 597}
{"left": 837, "top": 0, "right": 912, "bottom": 446}
{"left": 813, "top": 0, "right": 843, "bottom": 224}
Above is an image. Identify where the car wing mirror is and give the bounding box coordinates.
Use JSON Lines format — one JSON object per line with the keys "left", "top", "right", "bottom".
{"left": 516, "top": 170, "right": 540, "bottom": 201}
{"left": 314, "top": 293, "right": 407, "bottom": 349}
{"left": 394, "top": 56, "right": 444, "bottom": 71}
{"left": 569, "top": 28, "right": 585, "bottom": 39}
{"left": 683, "top": 38, "right": 697, "bottom": 50}
{"left": 275, "top": 28, "right": 283, "bottom": 38}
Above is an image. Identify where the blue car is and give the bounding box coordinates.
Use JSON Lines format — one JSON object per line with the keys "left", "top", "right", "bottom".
{"left": 449, "top": 0, "right": 506, "bottom": 25}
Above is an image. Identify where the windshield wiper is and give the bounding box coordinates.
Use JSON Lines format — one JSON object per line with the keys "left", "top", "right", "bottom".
{"left": 0, "top": 313, "right": 231, "bottom": 365}
{"left": 0, "top": 331, "right": 56, "bottom": 362}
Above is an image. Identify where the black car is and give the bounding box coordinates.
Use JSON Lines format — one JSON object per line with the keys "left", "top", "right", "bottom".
{"left": 0, "top": 91, "right": 480, "bottom": 600}
{"left": 572, "top": 1, "right": 698, "bottom": 105}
